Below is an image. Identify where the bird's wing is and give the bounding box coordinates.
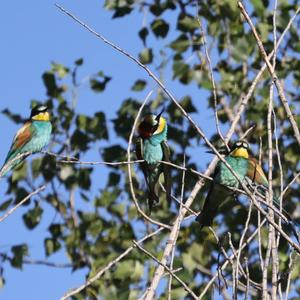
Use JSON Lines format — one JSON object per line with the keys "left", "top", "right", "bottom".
{"left": 5, "top": 121, "right": 36, "bottom": 163}
{"left": 135, "top": 138, "right": 149, "bottom": 186}
{"left": 247, "top": 157, "right": 268, "bottom": 187}
{"left": 161, "top": 140, "right": 172, "bottom": 205}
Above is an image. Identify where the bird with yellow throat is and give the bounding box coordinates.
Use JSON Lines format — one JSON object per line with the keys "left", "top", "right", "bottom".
{"left": 135, "top": 110, "right": 171, "bottom": 213}
{"left": 0, "top": 105, "right": 52, "bottom": 177}
{"left": 196, "top": 140, "right": 300, "bottom": 243}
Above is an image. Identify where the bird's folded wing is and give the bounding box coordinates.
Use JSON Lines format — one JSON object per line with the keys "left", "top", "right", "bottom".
{"left": 5, "top": 122, "right": 36, "bottom": 162}
{"left": 162, "top": 140, "right": 172, "bottom": 204}
{"left": 135, "top": 138, "right": 149, "bottom": 186}
{"left": 247, "top": 157, "right": 268, "bottom": 187}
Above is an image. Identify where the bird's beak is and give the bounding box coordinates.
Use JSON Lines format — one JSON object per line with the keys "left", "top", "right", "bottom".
{"left": 155, "top": 107, "right": 165, "bottom": 122}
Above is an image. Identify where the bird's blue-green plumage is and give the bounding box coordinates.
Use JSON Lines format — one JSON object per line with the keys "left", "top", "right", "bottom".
{"left": 197, "top": 140, "right": 300, "bottom": 244}
{"left": 136, "top": 115, "right": 171, "bottom": 213}
{"left": 215, "top": 156, "right": 248, "bottom": 187}
{"left": 197, "top": 154, "right": 249, "bottom": 227}
{"left": 1, "top": 120, "right": 52, "bottom": 176}
{"left": 143, "top": 127, "right": 167, "bottom": 164}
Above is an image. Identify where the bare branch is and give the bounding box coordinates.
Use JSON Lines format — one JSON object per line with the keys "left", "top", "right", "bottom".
{"left": 60, "top": 226, "right": 165, "bottom": 300}
{"left": 0, "top": 185, "right": 46, "bottom": 223}
{"left": 238, "top": 2, "right": 300, "bottom": 147}
{"left": 133, "top": 241, "right": 198, "bottom": 300}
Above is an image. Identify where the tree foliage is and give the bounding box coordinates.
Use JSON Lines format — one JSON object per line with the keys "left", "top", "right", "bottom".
{"left": 1, "top": 1, "right": 300, "bottom": 299}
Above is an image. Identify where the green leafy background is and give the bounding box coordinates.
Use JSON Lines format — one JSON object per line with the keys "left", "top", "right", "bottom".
{"left": 1, "top": 1, "right": 300, "bottom": 299}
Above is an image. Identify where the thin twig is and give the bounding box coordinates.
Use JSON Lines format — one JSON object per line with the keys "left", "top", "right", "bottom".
{"left": 60, "top": 159, "right": 144, "bottom": 166}
{"left": 281, "top": 171, "right": 300, "bottom": 198}
{"left": 199, "top": 219, "right": 267, "bottom": 299}
{"left": 0, "top": 253, "right": 72, "bottom": 268}
{"left": 197, "top": 16, "right": 228, "bottom": 151}
{"left": 133, "top": 241, "right": 198, "bottom": 300}
{"left": 0, "top": 185, "right": 46, "bottom": 223}
{"left": 235, "top": 201, "right": 253, "bottom": 298}
{"left": 238, "top": 2, "right": 300, "bottom": 147}
{"left": 60, "top": 226, "right": 165, "bottom": 300}
{"left": 168, "top": 155, "right": 186, "bottom": 299}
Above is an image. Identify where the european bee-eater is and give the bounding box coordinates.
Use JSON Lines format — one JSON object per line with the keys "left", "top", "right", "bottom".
{"left": 135, "top": 110, "right": 171, "bottom": 213}
{"left": 0, "top": 105, "right": 52, "bottom": 177}
{"left": 197, "top": 140, "right": 300, "bottom": 242}
{"left": 196, "top": 140, "right": 250, "bottom": 228}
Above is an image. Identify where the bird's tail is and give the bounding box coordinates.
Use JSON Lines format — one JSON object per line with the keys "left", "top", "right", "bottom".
{"left": 0, "top": 163, "right": 11, "bottom": 178}
{"left": 147, "top": 189, "right": 159, "bottom": 215}
{"left": 195, "top": 210, "right": 215, "bottom": 228}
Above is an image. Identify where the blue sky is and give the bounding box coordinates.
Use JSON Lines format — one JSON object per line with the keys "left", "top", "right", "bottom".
{"left": 0, "top": 1, "right": 218, "bottom": 299}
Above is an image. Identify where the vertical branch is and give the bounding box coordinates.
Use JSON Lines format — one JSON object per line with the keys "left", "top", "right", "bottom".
{"left": 284, "top": 251, "right": 295, "bottom": 300}
{"left": 234, "top": 202, "right": 253, "bottom": 297}
{"left": 257, "top": 138, "right": 264, "bottom": 273}
{"left": 268, "top": 2, "right": 279, "bottom": 298}
{"left": 196, "top": 16, "right": 228, "bottom": 150}
{"left": 238, "top": 1, "right": 300, "bottom": 147}
{"left": 167, "top": 155, "right": 186, "bottom": 300}
{"left": 244, "top": 258, "right": 250, "bottom": 300}
{"left": 228, "top": 233, "right": 238, "bottom": 300}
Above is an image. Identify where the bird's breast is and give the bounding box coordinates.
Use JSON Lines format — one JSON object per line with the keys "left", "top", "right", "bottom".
{"left": 217, "top": 156, "right": 248, "bottom": 188}
{"left": 24, "top": 121, "right": 52, "bottom": 152}
{"left": 143, "top": 140, "right": 163, "bottom": 164}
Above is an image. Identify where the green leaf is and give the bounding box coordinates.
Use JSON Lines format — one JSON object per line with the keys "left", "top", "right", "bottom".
{"left": 112, "top": 6, "right": 132, "bottom": 18}
{"left": 138, "top": 27, "right": 149, "bottom": 45}
{"left": 177, "top": 15, "right": 199, "bottom": 32}
{"left": 138, "top": 48, "right": 153, "bottom": 65}
{"left": 51, "top": 62, "right": 69, "bottom": 79}
{"left": 75, "top": 58, "right": 84, "bottom": 66}
{"left": 90, "top": 72, "right": 112, "bottom": 93}
{"left": 0, "top": 199, "right": 12, "bottom": 211}
{"left": 31, "top": 158, "right": 42, "bottom": 178}
{"left": 23, "top": 203, "right": 43, "bottom": 229}
{"left": 44, "top": 238, "right": 61, "bottom": 256}
{"left": 49, "top": 224, "right": 63, "bottom": 238}
{"left": 12, "top": 162, "right": 28, "bottom": 182}
{"left": 11, "top": 244, "right": 28, "bottom": 269}
{"left": 114, "top": 260, "right": 143, "bottom": 281}
{"left": 170, "top": 287, "right": 187, "bottom": 299}
{"left": 151, "top": 19, "right": 169, "bottom": 38}
{"left": 42, "top": 72, "right": 63, "bottom": 97}
{"left": 251, "top": 0, "right": 266, "bottom": 17}
{"left": 107, "top": 172, "right": 121, "bottom": 186}
{"left": 170, "top": 34, "right": 190, "bottom": 53}
{"left": 131, "top": 79, "right": 147, "bottom": 91}
{"left": 108, "top": 203, "right": 125, "bottom": 217}
{"left": 102, "top": 145, "right": 125, "bottom": 162}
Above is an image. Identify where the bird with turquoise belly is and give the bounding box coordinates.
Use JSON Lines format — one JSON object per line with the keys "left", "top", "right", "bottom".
{"left": 135, "top": 110, "right": 171, "bottom": 213}
{"left": 196, "top": 140, "right": 250, "bottom": 228}
{"left": 196, "top": 140, "right": 300, "bottom": 243}
{"left": 0, "top": 105, "right": 52, "bottom": 177}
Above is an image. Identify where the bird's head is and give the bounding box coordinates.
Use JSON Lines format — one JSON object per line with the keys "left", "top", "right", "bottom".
{"left": 230, "top": 140, "right": 249, "bottom": 158}
{"left": 138, "top": 109, "right": 166, "bottom": 138}
{"left": 30, "top": 105, "right": 50, "bottom": 121}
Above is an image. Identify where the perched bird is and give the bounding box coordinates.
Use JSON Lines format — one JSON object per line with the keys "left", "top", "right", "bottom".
{"left": 196, "top": 140, "right": 250, "bottom": 228}
{"left": 135, "top": 110, "right": 171, "bottom": 213}
{"left": 197, "top": 140, "right": 300, "bottom": 243}
{"left": 0, "top": 105, "right": 52, "bottom": 177}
